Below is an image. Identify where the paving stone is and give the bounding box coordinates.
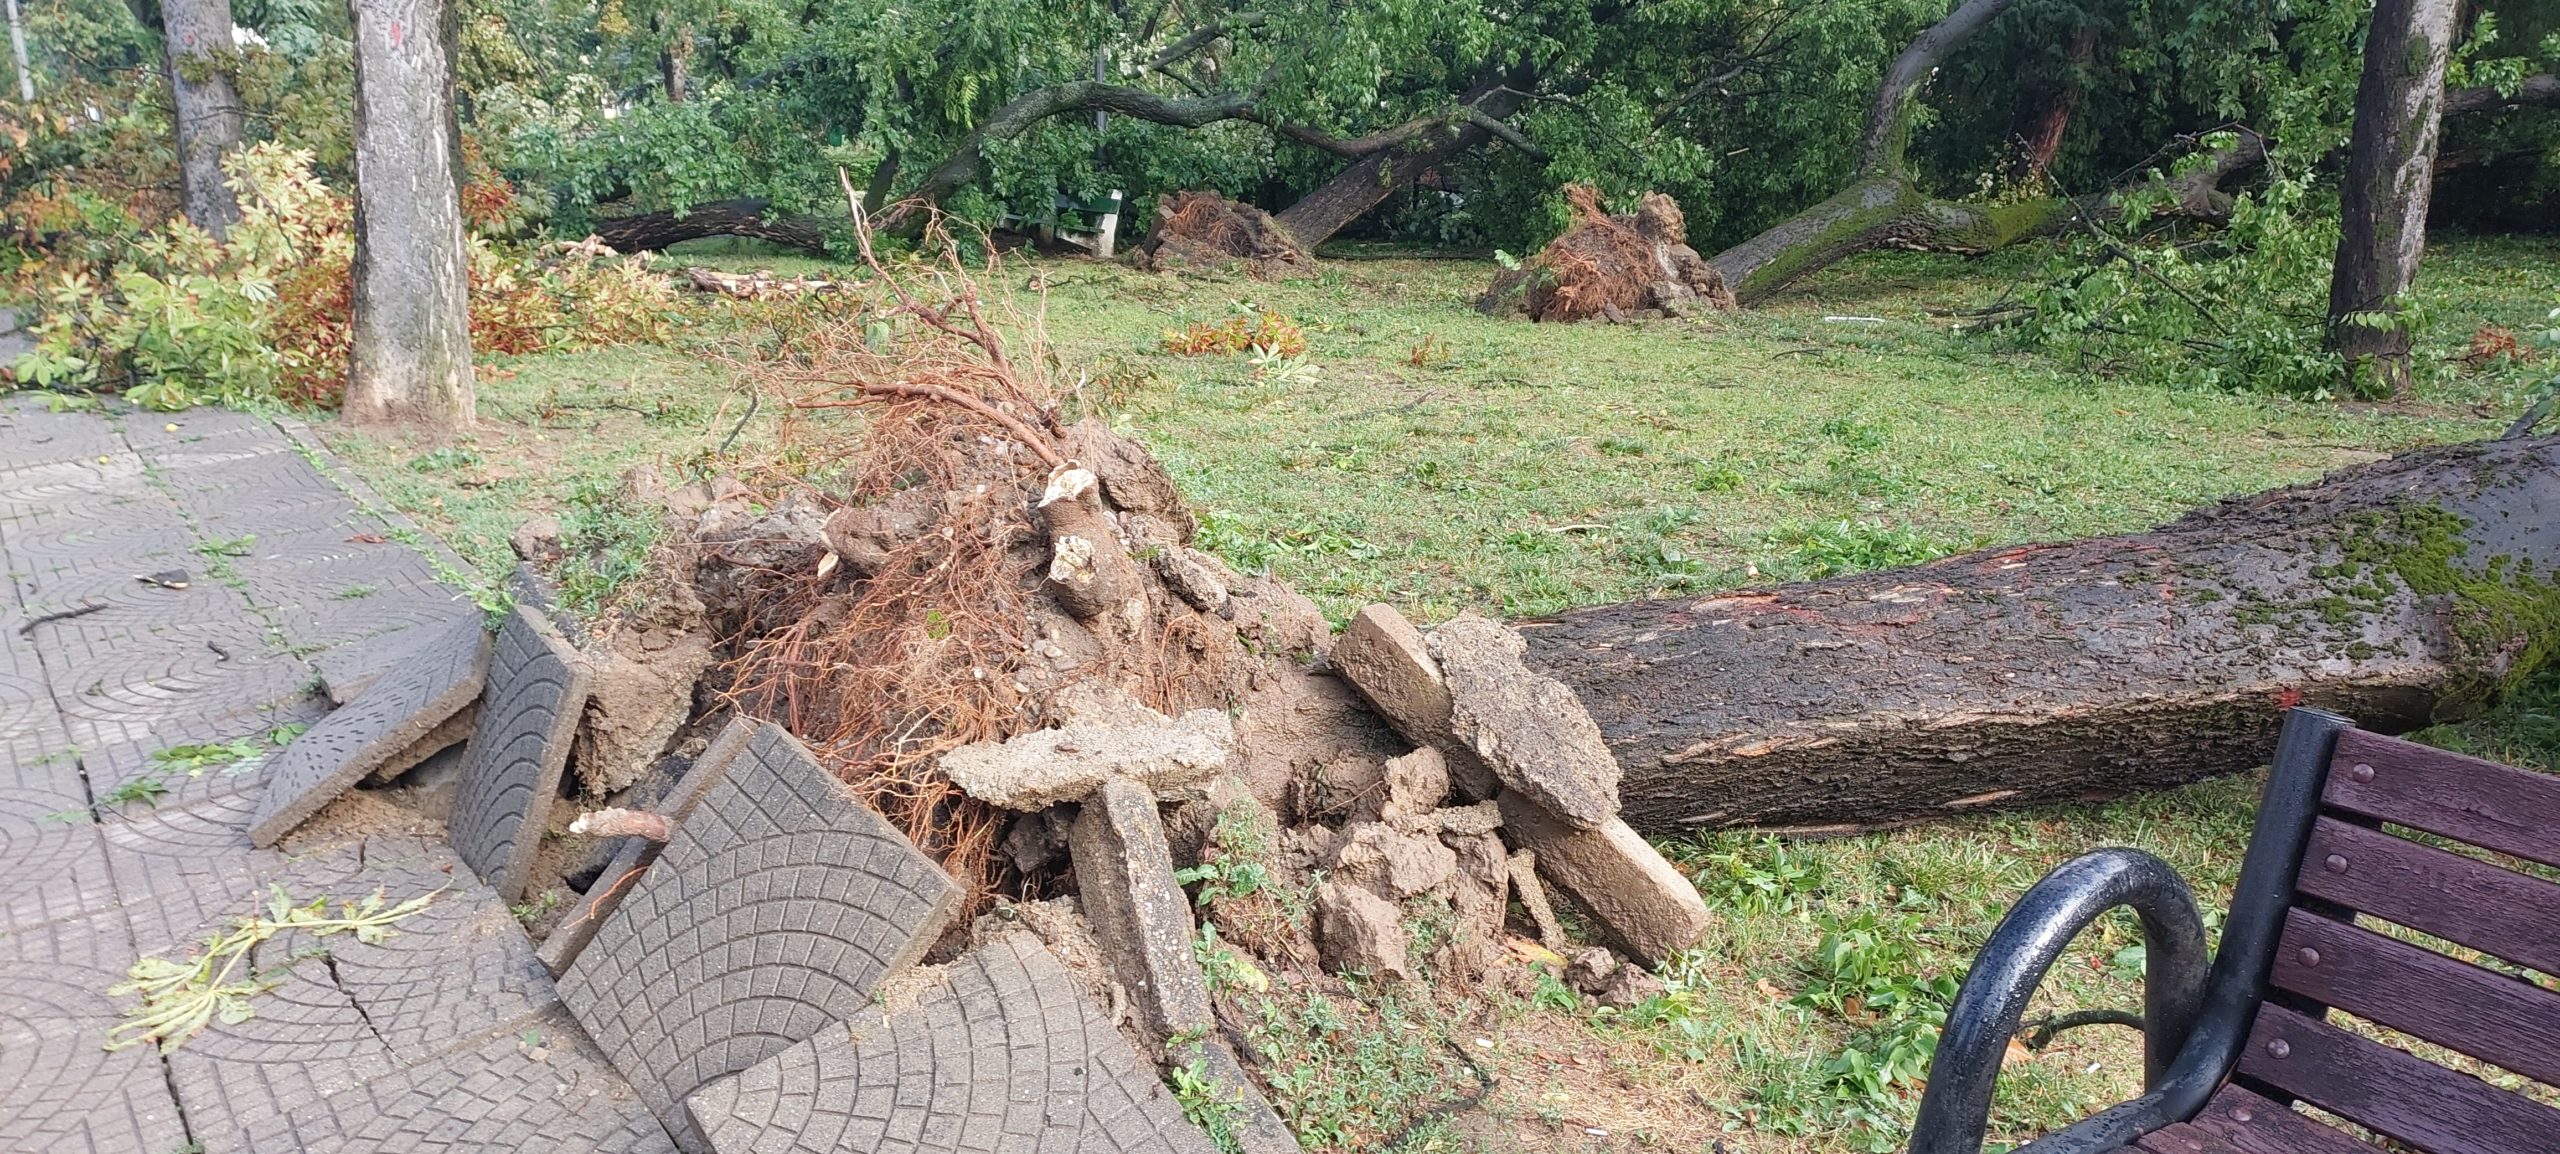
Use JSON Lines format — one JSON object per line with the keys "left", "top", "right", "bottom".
{"left": 247, "top": 614, "right": 488, "bottom": 847}
{"left": 367, "top": 703, "right": 477, "bottom": 784}
{"left": 453, "top": 605, "right": 592, "bottom": 901}
{"left": 536, "top": 717, "right": 756, "bottom": 976}
{"left": 0, "top": 608, "right": 72, "bottom": 768}
{"left": 97, "top": 787, "right": 409, "bottom": 955}
{"left": 40, "top": 622, "right": 316, "bottom": 770}
{"left": 562, "top": 720, "right": 963, "bottom": 1151}
{"left": 0, "top": 515, "right": 198, "bottom": 579}
{"left": 196, "top": 491, "right": 373, "bottom": 543}
{"left": 685, "top": 932, "right": 1216, "bottom": 1154}
{"left": 168, "top": 949, "right": 406, "bottom": 1153}
{"left": 0, "top": 911, "right": 194, "bottom": 1154}
{"left": 308, "top": 858, "right": 560, "bottom": 1057}
{"left": 244, "top": 553, "right": 475, "bottom": 651}
{"left": 0, "top": 814, "right": 122, "bottom": 936}
{"left": 118, "top": 405, "right": 279, "bottom": 451}
{"left": 1496, "top": 793, "right": 1714, "bottom": 966}
{"left": 313, "top": 613, "right": 483, "bottom": 703}
{"left": 245, "top": 1010, "right": 677, "bottom": 1153}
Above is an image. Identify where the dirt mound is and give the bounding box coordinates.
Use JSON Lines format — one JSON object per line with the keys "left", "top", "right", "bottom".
{"left": 1129, "top": 191, "right": 1316, "bottom": 280}
{"left": 1477, "top": 184, "right": 1735, "bottom": 322}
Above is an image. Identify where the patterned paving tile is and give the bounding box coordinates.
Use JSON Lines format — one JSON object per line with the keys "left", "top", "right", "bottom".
{"left": 166, "top": 949, "right": 406, "bottom": 1154}
{"left": 38, "top": 622, "right": 313, "bottom": 755}
{"left": 560, "top": 720, "right": 963, "bottom": 1151}
{"left": 0, "top": 910, "right": 193, "bottom": 1154}
{"left": 307, "top": 857, "right": 560, "bottom": 1057}
{"left": 452, "top": 605, "right": 591, "bottom": 901}
{"left": 686, "top": 932, "right": 1215, "bottom": 1154}
{"left": 246, "top": 614, "right": 486, "bottom": 847}
{"left": 535, "top": 719, "right": 756, "bottom": 976}
{"left": 0, "top": 811, "right": 121, "bottom": 936}
{"left": 244, "top": 1010, "right": 677, "bottom": 1153}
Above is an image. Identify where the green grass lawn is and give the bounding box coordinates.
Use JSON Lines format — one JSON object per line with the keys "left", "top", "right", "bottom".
{"left": 317, "top": 234, "right": 2559, "bottom": 1153}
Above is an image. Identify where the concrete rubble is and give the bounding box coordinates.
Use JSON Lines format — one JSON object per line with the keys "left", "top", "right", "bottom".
{"left": 940, "top": 703, "right": 1235, "bottom": 810}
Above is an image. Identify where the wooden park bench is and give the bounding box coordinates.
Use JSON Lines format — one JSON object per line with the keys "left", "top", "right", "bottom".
{"left": 1910, "top": 707, "right": 2560, "bottom": 1154}
{"left": 998, "top": 188, "right": 1124, "bottom": 259}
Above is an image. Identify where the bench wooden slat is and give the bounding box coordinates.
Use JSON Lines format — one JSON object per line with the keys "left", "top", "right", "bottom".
{"left": 2324, "top": 729, "right": 2560, "bottom": 868}
{"left": 2294, "top": 816, "right": 2560, "bottom": 975}
{"left": 2186, "top": 1087, "right": 2385, "bottom": 1154}
{"left": 2236, "top": 1003, "right": 2560, "bottom": 1154}
{"left": 2134, "top": 1122, "right": 2252, "bottom": 1154}
{"left": 2269, "top": 910, "right": 2560, "bottom": 1087}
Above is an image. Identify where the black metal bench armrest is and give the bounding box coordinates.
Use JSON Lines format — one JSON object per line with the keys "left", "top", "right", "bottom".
{"left": 1914, "top": 707, "right": 2356, "bottom": 1154}
{"left": 1909, "top": 849, "right": 2210, "bottom": 1154}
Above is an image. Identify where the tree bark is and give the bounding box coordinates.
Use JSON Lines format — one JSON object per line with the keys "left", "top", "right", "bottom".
{"left": 161, "top": 0, "right": 245, "bottom": 235}
{"left": 2010, "top": 24, "right": 2097, "bottom": 179}
{"left": 2327, "top": 0, "right": 2462, "bottom": 397}
{"left": 344, "top": 0, "right": 474, "bottom": 431}
{"left": 8, "top": 0, "right": 34, "bottom": 102}
{"left": 592, "top": 198, "right": 831, "bottom": 254}
{"left": 1272, "top": 76, "right": 1536, "bottom": 250}
{"left": 2443, "top": 73, "right": 2559, "bottom": 114}
{"left": 1518, "top": 435, "right": 2560, "bottom": 835}
{"left": 659, "top": 24, "right": 689, "bottom": 102}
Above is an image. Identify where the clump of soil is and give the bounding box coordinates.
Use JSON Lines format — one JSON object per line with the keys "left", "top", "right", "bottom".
{"left": 1477, "top": 184, "right": 1735, "bottom": 322}
{"left": 1129, "top": 191, "right": 1317, "bottom": 280}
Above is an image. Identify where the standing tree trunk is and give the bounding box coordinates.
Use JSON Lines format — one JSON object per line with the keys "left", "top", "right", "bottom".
{"left": 344, "top": 0, "right": 474, "bottom": 430}
{"left": 161, "top": 0, "right": 245, "bottom": 235}
{"left": 1273, "top": 76, "right": 1535, "bottom": 250}
{"left": 7, "top": 0, "right": 35, "bottom": 102}
{"left": 2327, "top": 0, "right": 2462, "bottom": 397}
{"left": 658, "top": 20, "right": 689, "bottom": 102}
{"left": 1518, "top": 435, "right": 2560, "bottom": 835}
{"left": 2010, "top": 23, "right": 2097, "bottom": 180}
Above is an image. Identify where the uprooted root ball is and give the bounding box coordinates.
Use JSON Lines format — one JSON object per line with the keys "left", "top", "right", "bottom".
{"left": 1129, "top": 191, "right": 1318, "bottom": 280}
{"left": 1477, "top": 184, "right": 1736, "bottom": 323}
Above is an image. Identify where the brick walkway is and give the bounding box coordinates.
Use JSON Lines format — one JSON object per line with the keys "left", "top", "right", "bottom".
{"left": 0, "top": 396, "right": 669, "bottom": 1154}
{"left": 0, "top": 394, "right": 1234, "bottom": 1154}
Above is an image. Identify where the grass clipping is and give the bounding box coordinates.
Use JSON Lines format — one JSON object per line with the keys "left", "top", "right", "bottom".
{"left": 719, "top": 212, "right": 1075, "bottom": 908}
{"left": 1478, "top": 183, "right": 1735, "bottom": 322}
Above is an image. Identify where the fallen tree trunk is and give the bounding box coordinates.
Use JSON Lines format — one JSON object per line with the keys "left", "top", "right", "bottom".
{"left": 593, "top": 198, "right": 831, "bottom": 254}
{"left": 1519, "top": 435, "right": 2560, "bottom": 835}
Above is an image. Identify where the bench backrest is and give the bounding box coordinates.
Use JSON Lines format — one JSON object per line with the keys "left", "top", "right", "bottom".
{"left": 2230, "top": 727, "right": 2560, "bottom": 1154}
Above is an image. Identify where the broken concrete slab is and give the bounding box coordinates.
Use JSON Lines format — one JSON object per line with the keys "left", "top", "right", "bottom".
{"left": 560, "top": 719, "right": 962, "bottom": 1152}
{"left": 1328, "top": 604, "right": 1498, "bottom": 799}
{"left": 1377, "top": 746, "right": 1450, "bottom": 822}
{"left": 1391, "top": 799, "right": 1504, "bottom": 838}
{"left": 1506, "top": 850, "right": 1570, "bottom": 954}
{"left": 1441, "top": 832, "right": 1510, "bottom": 977}
{"left": 940, "top": 705, "right": 1234, "bottom": 810}
{"left": 685, "top": 931, "right": 1215, "bottom": 1154}
{"left": 535, "top": 717, "right": 755, "bottom": 976}
{"left": 1069, "top": 775, "right": 1214, "bottom": 1051}
{"left": 1326, "top": 821, "right": 1456, "bottom": 900}
{"left": 572, "top": 631, "right": 715, "bottom": 796}
{"left": 1155, "top": 546, "right": 1233, "bottom": 616}
{"left": 247, "top": 614, "right": 489, "bottom": 847}
{"left": 1431, "top": 614, "right": 1619, "bottom": 830}
{"left": 452, "top": 604, "right": 593, "bottom": 901}
{"left": 1498, "top": 792, "right": 1712, "bottom": 966}
{"left": 1315, "top": 881, "right": 1411, "bottom": 980}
